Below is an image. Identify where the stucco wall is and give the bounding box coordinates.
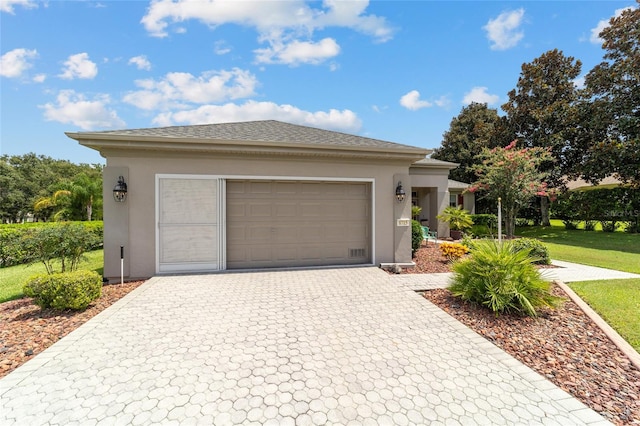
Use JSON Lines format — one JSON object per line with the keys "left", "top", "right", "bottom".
{"left": 102, "top": 151, "right": 413, "bottom": 279}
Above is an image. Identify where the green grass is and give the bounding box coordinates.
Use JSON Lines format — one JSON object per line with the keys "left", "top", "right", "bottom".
{"left": 0, "top": 250, "right": 103, "bottom": 303}
{"left": 516, "top": 222, "right": 640, "bottom": 274}
{"left": 569, "top": 279, "right": 640, "bottom": 352}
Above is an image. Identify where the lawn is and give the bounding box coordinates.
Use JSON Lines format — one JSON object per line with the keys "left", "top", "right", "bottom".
{"left": 569, "top": 279, "right": 640, "bottom": 352}
{"left": 0, "top": 250, "right": 103, "bottom": 303}
{"left": 516, "top": 221, "right": 640, "bottom": 274}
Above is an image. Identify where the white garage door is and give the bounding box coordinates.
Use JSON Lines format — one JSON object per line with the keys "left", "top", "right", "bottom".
{"left": 226, "top": 180, "right": 371, "bottom": 269}
{"left": 157, "top": 176, "right": 223, "bottom": 273}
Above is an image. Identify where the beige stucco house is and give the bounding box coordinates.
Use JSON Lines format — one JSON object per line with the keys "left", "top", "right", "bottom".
{"left": 67, "top": 120, "right": 457, "bottom": 280}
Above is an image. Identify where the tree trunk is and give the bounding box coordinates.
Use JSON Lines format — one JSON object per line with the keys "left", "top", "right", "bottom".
{"left": 540, "top": 196, "right": 551, "bottom": 227}
{"left": 505, "top": 207, "right": 517, "bottom": 238}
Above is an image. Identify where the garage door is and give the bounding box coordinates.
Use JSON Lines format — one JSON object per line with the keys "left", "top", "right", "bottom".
{"left": 226, "top": 180, "right": 371, "bottom": 269}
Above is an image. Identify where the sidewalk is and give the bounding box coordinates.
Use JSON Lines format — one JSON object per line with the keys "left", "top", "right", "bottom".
{"left": 390, "top": 259, "right": 640, "bottom": 292}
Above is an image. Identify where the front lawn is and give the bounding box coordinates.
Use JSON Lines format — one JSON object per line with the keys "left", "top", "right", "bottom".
{"left": 516, "top": 223, "right": 640, "bottom": 274}
{"left": 569, "top": 279, "right": 640, "bottom": 352}
{"left": 0, "top": 250, "right": 103, "bottom": 303}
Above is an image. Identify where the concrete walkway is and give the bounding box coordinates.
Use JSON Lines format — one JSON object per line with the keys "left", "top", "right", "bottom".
{"left": 1, "top": 267, "right": 608, "bottom": 425}
{"left": 391, "top": 259, "right": 640, "bottom": 291}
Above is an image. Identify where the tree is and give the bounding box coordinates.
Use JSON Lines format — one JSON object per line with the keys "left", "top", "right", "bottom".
{"left": 581, "top": 4, "right": 640, "bottom": 186}
{"left": 431, "top": 103, "right": 509, "bottom": 184}
{"left": 502, "top": 49, "right": 582, "bottom": 225}
{"left": 469, "top": 141, "right": 554, "bottom": 238}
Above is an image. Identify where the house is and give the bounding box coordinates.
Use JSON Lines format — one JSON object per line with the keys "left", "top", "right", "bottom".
{"left": 447, "top": 179, "right": 475, "bottom": 214}
{"left": 66, "top": 120, "right": 457, "bottom": 280}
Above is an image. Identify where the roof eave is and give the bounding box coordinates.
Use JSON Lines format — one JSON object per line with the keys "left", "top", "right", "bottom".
{"left": 66, "top": 133, "right": 430, "bottom": 162}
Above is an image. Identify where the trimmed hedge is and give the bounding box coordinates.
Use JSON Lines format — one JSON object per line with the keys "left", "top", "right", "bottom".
{"left": 511, "top": 238, "right": 550, "bottom": 265}
{"left": 24, "top": 270, "right": 102, "bottom": 310}
{"left": 553, "top": 187, "right": 639, "bottom": 233}
{"left": 0, "top": 221, "right": 102, "bottom": 268}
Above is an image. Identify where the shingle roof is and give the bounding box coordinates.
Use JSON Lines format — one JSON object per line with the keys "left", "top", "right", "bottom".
{"left": 79, "top": 120, "right": 423, "bottom": 151}
{"left": 411, "top": 158, "right": 459, "bottom": 168}
{"left": 448, "top": 179, "right": 471, "bottom": 189}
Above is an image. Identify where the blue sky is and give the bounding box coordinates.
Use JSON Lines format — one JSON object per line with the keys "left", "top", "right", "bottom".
{"left": 1, "top": 0, "right": 636, "bottom": 164}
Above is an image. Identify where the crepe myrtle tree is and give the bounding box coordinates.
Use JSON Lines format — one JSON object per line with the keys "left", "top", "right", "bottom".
{"left": 469, "top": 141, "right": 554, "bottom": 238}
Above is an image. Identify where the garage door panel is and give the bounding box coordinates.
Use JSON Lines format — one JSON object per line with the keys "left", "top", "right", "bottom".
{"left": 160, "top": 226, "right": 218, "bottom": 263}
{"left": 226, "top": 180, "right": 371, "bottom": 269}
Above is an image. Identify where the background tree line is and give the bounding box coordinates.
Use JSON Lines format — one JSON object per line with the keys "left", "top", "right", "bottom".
{"left": 432, "top": 5, "right": 639, "bottom": 224}
{"left": 0, "top": 153, "right": 103, "bottom": 223}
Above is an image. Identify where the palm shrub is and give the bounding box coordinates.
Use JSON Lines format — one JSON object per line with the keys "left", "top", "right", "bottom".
{"left": 449, "top": 240, "right": 561, "bottom": 317}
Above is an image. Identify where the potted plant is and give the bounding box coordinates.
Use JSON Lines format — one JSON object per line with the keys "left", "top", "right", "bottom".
{"left": 437, "top": 206, "right": 473, "bottom": 240}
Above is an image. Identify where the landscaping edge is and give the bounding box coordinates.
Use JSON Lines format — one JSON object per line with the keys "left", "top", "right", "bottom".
{"left": 556, "top": 280, "right": 640, "bottom": 371}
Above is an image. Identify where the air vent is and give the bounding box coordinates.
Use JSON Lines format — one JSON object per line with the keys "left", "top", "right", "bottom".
{"left": 349, "top": 248, "right": 366, "bottom": 258}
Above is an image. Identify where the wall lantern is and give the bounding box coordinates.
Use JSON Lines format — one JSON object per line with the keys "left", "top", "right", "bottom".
{"left": 395, "top": 181, "right": 406, "bottom": 202}
{"left": 113, "top": 176, "right": 128, "bottom": 203}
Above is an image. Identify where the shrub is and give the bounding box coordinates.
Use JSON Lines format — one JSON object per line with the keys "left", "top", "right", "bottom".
{"left": 439, "top": 242, "right": 469, "bottom": 261}
{"left": 0, "top": 227, "right": 26, "bottom": 268}
{"left": 470, "top": 214, "right": 498, "bottom": 228}
{"left": 449, "top": 240, "right": 561, "bottom": 317}
{"left": 600, "top": 220, "right": 620, "bottom": 233}
{"left": 411, "top": 220, "right": 423, "bottom": 255}
{"left": 469, "top": 224, "right": 491, "bottom": 237}
{"left": 0, "top": 221, "right": 103, "bottom": 268}
{"left": 23, "top": 223, "right": 102, "bottom": 274}
{"left": 562, "top": 220, "right": 579, "bottom": 230}
{"left": 24, "top": 270, "right": 102, "bottom": 310}
{"left": 437, "top": 206, "right": 473, "bottom": 231}
{"left": 511, "top": 238, "right": 550, "bottom": 265}
{"left": 584, "top": 220, "right": 597, "bottom": 231}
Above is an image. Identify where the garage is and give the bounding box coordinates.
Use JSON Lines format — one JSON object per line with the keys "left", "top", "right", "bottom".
{"left": 226, "top": 180, "right": 371, "bottom": 269}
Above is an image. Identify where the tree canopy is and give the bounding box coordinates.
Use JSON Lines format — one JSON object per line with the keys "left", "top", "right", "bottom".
{"left": 431, "top": 102, "right": 508, "bottom": 184}
{"left": 581, "top": 5, "right": 640, "bottom": 186}
{"left": 0, "top": 154, "right": 103, "bottom": 223}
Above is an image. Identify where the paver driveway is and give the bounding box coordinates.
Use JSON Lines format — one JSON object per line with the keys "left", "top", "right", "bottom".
{"left": 1, "top": 267, "right": 609, "bottom": 425}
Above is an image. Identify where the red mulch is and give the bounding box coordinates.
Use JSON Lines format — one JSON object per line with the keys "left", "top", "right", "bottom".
{"left": 410, "top": 242, "right": 640, "bottom": 425}
{"left": 0, "top": 281, "right": 144, "bottom": 378}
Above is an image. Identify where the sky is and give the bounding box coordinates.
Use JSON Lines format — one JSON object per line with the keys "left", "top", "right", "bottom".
{"left": 1, "top": 0, "right": 637, "bottom": 165}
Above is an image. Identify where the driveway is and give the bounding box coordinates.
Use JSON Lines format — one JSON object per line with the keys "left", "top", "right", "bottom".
{"left": 1, "top": 267, "right": 608, "bottom": 425}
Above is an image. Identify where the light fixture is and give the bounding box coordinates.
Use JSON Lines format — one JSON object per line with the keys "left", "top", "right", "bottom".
{"left": 395, "top": 181, "right": 406, "bottom": 202}
{"left": 113, "top": 176, "right": 128, "bottom": 202}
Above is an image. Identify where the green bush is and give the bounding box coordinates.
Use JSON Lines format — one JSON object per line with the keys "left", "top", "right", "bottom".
{"left": 24, "top": 270, "right": 102, "bottom": 310}
{"left": 511, "top": 237, "right": 550, "bottom": 265}
{"left": 562, "top": 220, "right": 579, "bottom": 230}
{"left": 584, "top": 220, "right": 597, "bottom": 231}
{"left": 449, "top": 240, "right": 561, "bottom": 317}
{"left": 600, "top": 220, "right": 620, "bottom": 233}
{"left": 411, "top": 220, "right": 423, "bottom": 255}
{"left": 470, "top": 214, "right": 498, "bottom": 228}
{"left": 0, "top": 222, "right": 103, "bottom": 268}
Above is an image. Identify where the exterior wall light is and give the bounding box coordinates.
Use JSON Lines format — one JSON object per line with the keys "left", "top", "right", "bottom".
{"left": 113, "top": 176, "right": 128, "bottom": 202}
{"left": 395, "top": 181, "right": 406, "bottom": 202}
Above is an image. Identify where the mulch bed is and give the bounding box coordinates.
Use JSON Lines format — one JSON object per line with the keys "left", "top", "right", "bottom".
{"left": 410, "top": 243, "right": 640, "bottom": 425}
{"left": 0, "top": 281, "right": 144, "bottom": 378}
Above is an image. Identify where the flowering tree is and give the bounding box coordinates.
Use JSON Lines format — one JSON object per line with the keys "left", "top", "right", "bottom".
{"left": 469, "top": 141, "right": 554, "bottom": 238}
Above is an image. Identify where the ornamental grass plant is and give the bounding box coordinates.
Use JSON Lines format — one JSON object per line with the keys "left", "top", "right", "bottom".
{"left": 449, "top": 240, "right": 561, "bottom": 317}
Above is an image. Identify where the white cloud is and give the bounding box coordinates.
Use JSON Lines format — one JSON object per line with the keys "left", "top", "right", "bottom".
{"left": 214, "top": 41, "right": 231, "bottom": 55}
{"left": 462, "top": 87, "right": 500, "bottom": 105}
{"left": 151, "top": 100, "right": 361, "bottom": 133}
{"left": 483, "top": 9, "right": 525, "bottom": 51}
{"left": 140, "top": 0, "right": 392, "bottom": 65}
{"left": 255, "top": 37, "right": 340, "bottom": 65}
{"left": 123, "top": 68, "right": 258, "bottom": 110}
{"left": 59, "top": 53, "right": 98, "bottom": 80}
{"left": 41, "top": 90, "right": 125, "bottom": 130}
{"left": 128, "top": 55, "right": 152, "bottom": 71}
{"left": 399, "top": 90, "right": 432, "bottom": 111}
{"left": 0, "top": 48, "right": 37, "bottom": 78}
{"left": 33, "top": 73, "right": 46, "bottom": 83}
{"left": 0, "top": 0, "right": 37, "bottom": 14}
{"left": 142, "top": 0, "right": 392, "bottom": 40}
{"left": 590, "top": 6, "right": 635, "bottom": 44}
{"left": 573, "top": 76, "right": 585, "bottom": 89}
